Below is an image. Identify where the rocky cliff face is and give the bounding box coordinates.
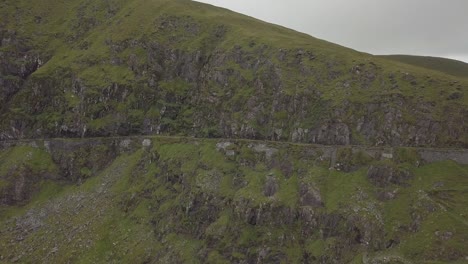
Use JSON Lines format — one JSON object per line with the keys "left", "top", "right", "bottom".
{"left": 0, "top": 1, "right": 467, "bottom": 262}
{"left": 0, "top": 139, "right": 115, "bottom": 206}
{"left": 1, "top": 137, "right": 467, "bottom": 263}
{"left": 0, "top": 0, "right": 467, "bottom": 147}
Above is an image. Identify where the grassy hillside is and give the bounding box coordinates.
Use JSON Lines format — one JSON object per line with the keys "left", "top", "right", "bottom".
{"left": 380, "top": 55, "right": 468, "bottom": 79}
{"left": 0, "top": 0, "right": 467, "bottom": 147}
{"left": 1, "top": 0, "right": 468, "bottom": 263}
{"left": 1, "top": 137, "right": 468, "bottom": 263}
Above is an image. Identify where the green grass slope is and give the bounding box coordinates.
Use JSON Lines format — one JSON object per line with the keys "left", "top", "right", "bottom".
{"left": 1, "top": 138, "right": 467, "bottom": 263}
{"left": 380, "top": 55, "right": 468, "bottom": 79}
{"left": 1, "top": 1, "right": 467, "bottom": 262}
{"left": 0, "top": 0, "right": 467, "bottom": 147}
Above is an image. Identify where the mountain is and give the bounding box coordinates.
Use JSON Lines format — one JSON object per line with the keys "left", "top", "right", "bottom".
{"left": 0, "top": 0, "right": 467, "bottom": 147}
{"left": 380, "top": 55, "right": 468, "bottom": 79}
{"left": 1, "top": 137, "right": 468, "bottom": 263}
{"left": 1, "top": 0, "right": 468, "bottom": 263}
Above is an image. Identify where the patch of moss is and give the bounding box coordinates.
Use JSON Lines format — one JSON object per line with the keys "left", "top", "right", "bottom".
{"left": 207, "top": 250, "right": 230, "bottom": 264}
{"left": 323, "top": 168, "right": 373, "bottom": 212}
{"left": 0, "top": 145, "right": 58, "bottom": 177}
{"left": 395, "top": 147, "right": 420, "bottom": 165}
{"left": 235, "top": 167, "right": 269, "bottom": 206}
{"left": 305, "top": 239, "right": 326, "bottom": 258}
{"left": 205, "top": 210, "right": 231, "bottom": 239}
{"left": 276, "top": 174, "right": 299, "bottom": 208}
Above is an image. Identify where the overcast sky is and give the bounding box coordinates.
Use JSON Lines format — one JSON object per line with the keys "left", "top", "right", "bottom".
{"left": 195, "top": 0, "right": 468, "bottom": 63}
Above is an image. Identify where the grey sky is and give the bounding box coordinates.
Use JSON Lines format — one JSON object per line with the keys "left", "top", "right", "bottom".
{"left": 195, "top": 0, "right": 468, "bottom": 63}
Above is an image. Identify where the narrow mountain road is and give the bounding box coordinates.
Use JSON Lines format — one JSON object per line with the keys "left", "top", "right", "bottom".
{"left": 0, "top": 134, "right": 467, "bottom": 152}
{"left": 2, "top": 134, "right": 467, "bottom": 166}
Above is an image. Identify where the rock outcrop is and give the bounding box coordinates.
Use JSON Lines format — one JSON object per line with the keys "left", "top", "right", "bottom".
{"left": 0, "top": 0, "right": 466, "bottom": 147}
{"left": 0, "top": 137, "right": 467, "bottom": 263}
